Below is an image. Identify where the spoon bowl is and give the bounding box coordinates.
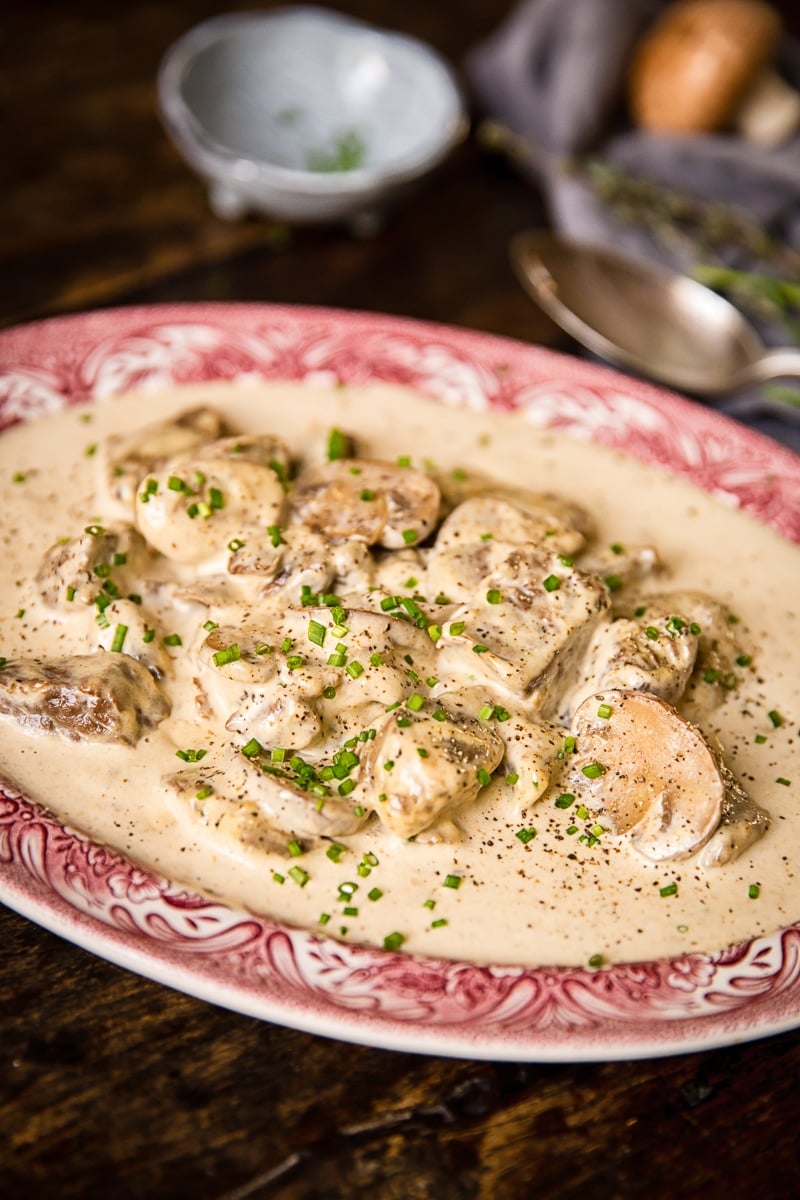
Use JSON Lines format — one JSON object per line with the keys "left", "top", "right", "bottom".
{"left": 510, "top": 231, "right": 800, "bottom": 397}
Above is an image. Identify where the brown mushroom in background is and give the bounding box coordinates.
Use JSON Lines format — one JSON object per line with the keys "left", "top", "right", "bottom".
{"left": 628, "top": 0, "right": 800, "bottom": 148}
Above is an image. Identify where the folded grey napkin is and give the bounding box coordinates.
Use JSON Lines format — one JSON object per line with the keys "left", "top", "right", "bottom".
{"left": 465, "top": 0, "right": 800, "bottom": 452}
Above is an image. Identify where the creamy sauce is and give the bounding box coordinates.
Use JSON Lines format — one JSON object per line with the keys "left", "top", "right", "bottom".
{"left": 1, "top": 379, "right": 798, "bottom": 968}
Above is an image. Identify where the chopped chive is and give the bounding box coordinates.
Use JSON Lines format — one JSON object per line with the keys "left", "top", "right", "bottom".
{"left": 66, "top": 586, "right": 76, "bottom": 602}
{"left": 478, "top": 703, "right": 494, "bottom": 721}
{"left": 241, "top": 738, "right": 262, "bottom": 758}
{"left": 203, "top": 619, "right": 218, "bottom": 632}
{"left": 406, "top": 693, "right": 425, "bottom": 712}
{"left": 755, "top": 734, "right": 768, "bottom": 744}
{"left": 604, "top": 574, "right": 622, "bottom": 592}
{"left": 588, "top": 954, "right": 604, "bottom": 969}
{"left": 476, "top": 768, "right": 491, "bottom": 787}
{"left": 554, "top": 793, "right": 574, "bottom": 809}
{"left": 768, "top": 710, "right": 784, "bottom": 728}
{"left": 516, "top": 828, "right": 537, "bottom": 844}
{"left": 212, "top": 643, "right": 240, "bottom": 667}
{"left": 288, "top": 866, "right": 309, "bottom": 887}
{"left": 431, "top": 918, "right": 448, "bottom": 929}
{"left": 703, "top": 668, "right": 720, "bottom": 684}
{"left": 543, "top": 574, "right": 561, "bottom": 592}
{"left": 110, "top": 623, "right": 128, "bottom": 653}
{"left": 659, "top": 883, "right": 678, "bottom": 897}
{"left": 346, "top": 661, "right": 364, "bottom": 679}
{"left": 427, "top": 623, "right": 443, "bottom": 642}
{"left": 486, "top": 588, "right": 503, "bottom": 605}
{"left": 286, "top": 655, "right": 304, "bottom": 671}
{"left": 195, "top": 785, "right": 213, "bottom": 800}
{"left": 776, "top": 777, "right": 791, "bottom": 787}
{"left": 142, "top": 628, "right": 155, "bottom": 644}
{"left": 323, "top": 685, "right": 337, "bottom": 700}
{"left": 645, "top": 626, "right": 660, "bottom": 641}
{"left": 443, "top": 874, "right": 462, "bottom": 890}
{"left": 272, "top": 872, "right": 285, "bottom": 885}
{"left": 505, "top": 773, "right": 519, "bottom": 786}
{"left": 736, "top": 654, "right": 752, "bottom": 667}
{"left": 287, "top": 839, "right": 304, "bottom": 857}
{"left": 582, "top": 763, "right": 607, "bottom": 779}
{"left": 267, "top": 524, "right": 284, "bottom": 547}
{"left": 472, "top": 644, "right": 489, "bottom": 655}
{"left": 449, "top": 621, "right": 466, "bottom": 636}
{"left": 163, "top": 633, "right": 182, "bottom": 647}
{"left": 327, "top": 428, "right": 349, "bottom": 460}
{"left": 227, "top": 538, "right": 245, "bottom": 552}
{"left": 597, "top": 703, "right": 612, "bottom": 719}
{"left": 255, "top": 642, "right": 272, "bottom": 656}
{"left": 360, "top": 489, "right": 375, "bottom": 502}
{"left": 383, "top": 932, "right": 405, "bottom": 951}
{"left": 307, "top": 619, "right": 326, "bottom": 647}
{"left": 368, "top": 887, "right": 383, "bottom": 902}
{"left": 748, "top": 883, "right": 761, "bottom": 899}
{"left": 175, "top": 748, "right": 207, "bottom": 763}
{"left": 401, "top": 529, "right": 418, "bottom": 545}
{"left": 84, "top": 524, "right": 106, "bottom": 536}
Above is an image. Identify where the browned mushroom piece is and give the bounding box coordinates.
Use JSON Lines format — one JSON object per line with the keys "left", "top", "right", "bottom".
{"left": 99, "top": 407, "right": 229, "bottom": 513}
{"left": 290, "top": 459, "right": 440, "bottom": 548}
{"left": 363, "top": 707, "right": 505, "bottom": 839}
{"left": 167, "top": 750, "right": 369, "bottom": 845}
{"left": 628, "top": 0, "right": 800, "bottom": 147}
{"left": 134, "top": 450, "right": 288, "bottom": 565}
{"left": 0, "top": 652, "right": 170, "bottom": 745}
{"left": 35, "top": 525, "right": 150, "bottom": 610}
{"left": 567, "top": 689, "right": 767, "bottom": 863}
{"left": 437, "top": 546, "right": 610, "bottom": 715}
{"left": 426, "top": 495, "right": 587, "bottom": 604}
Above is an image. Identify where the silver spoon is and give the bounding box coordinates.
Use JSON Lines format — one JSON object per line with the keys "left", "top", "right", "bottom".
{"left": 510, "top": 230, "right": 800, "bottom": 404}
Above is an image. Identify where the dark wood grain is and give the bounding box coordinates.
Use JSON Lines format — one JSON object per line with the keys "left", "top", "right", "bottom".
{"left": 2, "top": 2, "right": 800, "bottom": 1198}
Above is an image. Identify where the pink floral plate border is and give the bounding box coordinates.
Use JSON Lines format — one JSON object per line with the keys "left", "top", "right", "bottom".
{"left": 1, "top": 303, "right": 799, "bottom": 1062}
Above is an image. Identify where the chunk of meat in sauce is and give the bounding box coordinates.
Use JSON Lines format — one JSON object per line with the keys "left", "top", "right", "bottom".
{"left": 0, "top": 652, "right": 170, "bottom": 745}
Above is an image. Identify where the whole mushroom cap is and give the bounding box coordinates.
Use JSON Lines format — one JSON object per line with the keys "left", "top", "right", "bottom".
{"left": 628, "top": 0, "right": 781, "bottom": 134}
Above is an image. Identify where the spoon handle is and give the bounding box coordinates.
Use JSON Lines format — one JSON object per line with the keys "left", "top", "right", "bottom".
{"left": 738, "top": 347, "right": 800, "bottom": 387}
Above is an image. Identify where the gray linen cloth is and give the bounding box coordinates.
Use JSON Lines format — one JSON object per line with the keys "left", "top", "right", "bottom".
{"left": 465, "top": 0, "right": 800, "bottom": 452}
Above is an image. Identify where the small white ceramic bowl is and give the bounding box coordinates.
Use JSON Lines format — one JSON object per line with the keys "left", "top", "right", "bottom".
{"left": 157, "top": 6, "right": 469, "bottom": 230}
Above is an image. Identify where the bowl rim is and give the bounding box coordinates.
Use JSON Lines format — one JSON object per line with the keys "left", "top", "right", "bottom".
{"left": 157, "top": 5, "right": 470, "bottom": 196}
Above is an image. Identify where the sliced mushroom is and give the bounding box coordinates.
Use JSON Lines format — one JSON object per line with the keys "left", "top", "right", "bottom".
{"left": 134, "top": 451, "right": 287, "bottom": 566}
{"left": 290, "top": 459, "right": 440, "bottom": 549}
{"left": 698, "top": 760, "right": 770, "bottom": 867}
{"left": 362, "top": 705, "right": 505, "bottom": 839}
{"left": 436, "top": 546, "right": 610, "bottom": 714}
{"left": 98, "top": 407, "right": 229, "bottom": 515}
{"left": 0, "top": 651, "right": 170, "bottom": 745}
{"left": 567, "top": 690, "right": 733, "bottom": 862}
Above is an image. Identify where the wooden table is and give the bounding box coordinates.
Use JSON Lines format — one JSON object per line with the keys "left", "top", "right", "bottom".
{"left": 2, "top": 3, "right": 800, "bottom": 1197}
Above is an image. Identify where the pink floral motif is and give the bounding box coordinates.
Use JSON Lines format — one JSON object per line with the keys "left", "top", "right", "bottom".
{"left": 1, "top": 303, "right": 799, "bottom": 1059}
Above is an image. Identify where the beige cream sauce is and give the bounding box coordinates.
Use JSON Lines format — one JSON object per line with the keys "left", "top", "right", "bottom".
{"left": 1, "top": 380, "right": 798, "bottom": 968}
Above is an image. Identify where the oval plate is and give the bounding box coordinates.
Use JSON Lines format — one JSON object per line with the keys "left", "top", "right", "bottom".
{"left": 1, "top": 303, "right": 799, "bottom": 1062}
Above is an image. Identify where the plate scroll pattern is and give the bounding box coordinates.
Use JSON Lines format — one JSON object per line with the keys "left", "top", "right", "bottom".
{"left": 1, "top": 303, "right": 800, "bottom": 1058}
